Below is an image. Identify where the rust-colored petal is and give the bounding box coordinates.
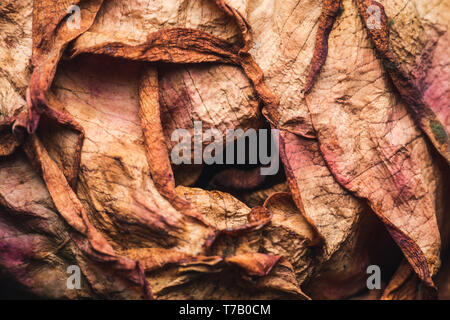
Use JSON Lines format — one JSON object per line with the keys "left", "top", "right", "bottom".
{"left": 28, "top": 0, "right": 104, "bottom": 133}
{"left": 23, "top": 134, "right": 151, "bottom": 298}
{"left": 139, "top": 67, "right": 207, "bottom": 224}
{"left": 225, "top": 252, "right": 281, "bottom": 277}
{"left": 305, "top": 0, "right": 342, "bottom": 94}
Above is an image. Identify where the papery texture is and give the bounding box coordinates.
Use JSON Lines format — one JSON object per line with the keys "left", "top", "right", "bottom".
{"left": 0, "top": 0, "right": 448, "bottom": 300}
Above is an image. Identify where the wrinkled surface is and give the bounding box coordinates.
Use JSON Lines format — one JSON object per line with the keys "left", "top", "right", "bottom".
{"left": 159, "top": 63, "right": 262, "bottom": 155}
{"left": 0, "top": 0, "right": 32, "bottom": 118}
{"left": 382, "top": 0, "right": 450, "bottom": 131}
{"left": 0, "top": 0, "right": 449, "bottom": 300}
{"left": 306, "top": 0, "right": 443, "bottom": 285}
